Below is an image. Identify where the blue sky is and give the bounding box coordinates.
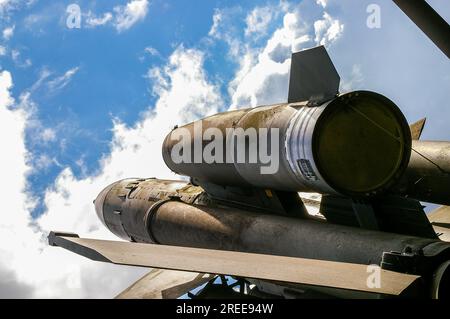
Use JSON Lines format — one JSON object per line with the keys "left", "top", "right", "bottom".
{"left": 1, "top": 0, "right": 246, "bottom": 216}
{"left": 2, "top": 0, "right": 305, "bottom": 217}
{"left": 0, "top": 0, "right": 449, "bottom": 298}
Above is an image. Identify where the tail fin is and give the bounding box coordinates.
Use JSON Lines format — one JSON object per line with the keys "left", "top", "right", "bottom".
{"left": 288, "top": 46, "right": 340, "bottom": 105}
{"left": 410, "top": 117, "right": 427, "bottom": 140}
{"left": 428, "top": 205, "right": 450, "bottom": 242}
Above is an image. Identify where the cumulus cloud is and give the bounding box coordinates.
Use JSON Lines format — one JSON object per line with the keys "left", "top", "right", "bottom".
{"left": 2, "top": 25, "right": 14, "bottom": 40}
{"left": 207, "top": 7, "right": 246, "bottom": 58}
{"left": 314, "top": 12, "right": 344, "bottom": 46}
{"left": 40, "top": 127, "right": 57, "bottom": 143}
{"left": 0, "top": 45, "right": 222, "bottom": 298}
{"left": 34, "top": 154, "right": 59, "bottom": 171}
{"left": 245, "top": 6, "right": 273, "bottom": 38}
{"left": 316, "top": 0, "right": 327, "bottom": 8}
{"left": 0, "top": 70, "right": 37, "bottom": 298}
{"left": 0, "top": 1, "right": 347, "bottom": 298}
{"left": 227, "top": 7, "right": 343, "bottom": 108}
{"left": 1, "top": 0, "right": 449, "bottom": 299}
{"left": 205, "top": 1, "right": 344, "bottom": 109}
{"left": 113, "top": 0, "right": 149, "bottom": 32}
{"left": 0, "top": 0, "right": 12, "bottom": 15}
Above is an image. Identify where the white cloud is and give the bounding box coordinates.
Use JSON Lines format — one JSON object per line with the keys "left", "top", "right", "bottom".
{"left": 0, "top": 0, "right": 12, "bottom": 15}
{"left": 47, "top": 66, "right": 79, "bottom": 93}
{"left": 40, "top": 127, "right": 57, "bottom": 143}
{"left": 85, "top": 12, "right": 113, "bottom": 28}
{"left": 245, "top": 6, "right": 273, "bottom": 37}
{"left": 0, "top": 10, "right": 344, "bottom": 295}
{"left": 139, "top": 46, "right": 161, "bottom": 62}
{"left": 11, "top": 49, "right": 32, "bottom": 68}
{"left": 341, "top": 64, "right": 364, "bottom": 92}
{"left": 316, "top": 0, "right": 327, "bottom": 8}
{"left": 82, "top": 0, "right": 149, "bottom": 32}
{"left": 228, "top": 8, "right": 344, "bottom": 109}
{"left": 29, "top": 67, "right": 51, "bottom": 93}
{"left": 0, "top": 45, "right": 222, "bottom": 298}
{"left": 0, "top": 0, "right": 11, "bottom": 7}
{"left": 34, "top": 154, "right": 57, "bottom": 170}
{"left": 208, "top": 9, "right": 222, "bottom": 37}
{"left": 0, "top": 70, "right": 14, "bottom": 106}
{"left": 207, "top": 7, "right": 246, "bottom": 58}
{"left": 0, "top": 1, "right": 349, "bottom": 298}
{"left": 23, "top": 58, "right": 32, "bottom": 67}
{"left": 0, "top": 70, "right": 37, "bottom": 297}
{"left": 314, "top": 12, "right": 344, "bottom": 46}
{"left": 11, "top": 48, "right": 19, "bottom": 61}
{"left": 0, "top": 45, "right": 6, "bottom": 56}
{"left": 3, "top": 25, "right": 14, "bottom": 40}
{"left": 113, "top": 0, "right": 149, "bottom": 32}
{"left": 1, "top": 0, "right": 450, "bottom": 299}
{"left": 206, "top": 3, "right": 343, "bottom": 109}
{"left": 144, "top": 46, "right": 159, "bottom": 56}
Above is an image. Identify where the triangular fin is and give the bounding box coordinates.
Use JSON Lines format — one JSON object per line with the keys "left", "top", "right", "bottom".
{"left": 410, "top": 118, "right": 427, "bottom": 140}
{"left": 288, "top": 46, "right": 340, "bottom": 104}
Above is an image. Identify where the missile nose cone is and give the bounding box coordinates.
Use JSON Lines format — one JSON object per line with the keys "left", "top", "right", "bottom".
{"left": 94, "top": 182, "right": 116, "bottom": 227}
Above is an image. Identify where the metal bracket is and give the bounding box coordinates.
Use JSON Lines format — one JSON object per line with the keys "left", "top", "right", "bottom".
{"left": 351, "top": 200, "right": 379, "bottom": 230}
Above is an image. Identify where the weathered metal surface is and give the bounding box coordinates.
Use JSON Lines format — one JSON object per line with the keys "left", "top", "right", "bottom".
{"left": 195, "top": 181, "right": 310, "bottom": 218}
{"left": 430, "top": 260, "right": 450, "bottom": 299}
{"left": 95, "top": 178, "right": 200, "bottom": 243}
{"left": 48, "top": 233, "right": 422, "bottom": 296}
{"left": 288, "top": 46, "right": 340, "bottom": 104}
{"left": 51, "top": 43, "right": 450, "bottom": 299}
{"left": 94, "top": 179, "right": 450, "bottom": 275}
{"left": 115, "top": 269, "right": 213, "bottom": 299}
{"left": 149, "top": 200, "right": 444, "bottom": 269}
{"left": 393, "top": 0, "right": 450, "bottom": 58}
{"left": 428, "top": 205, "right": 450, "bottom": 242}
{"left": 392, "top": 140, "right": 450, "bottom": 205}
{"left": 163, "top": 91, "right": 411, "bottom": 198}
{"left": 320, "top": 194, "right": 438, "bottom": 239}
{"left": 410, "top": 118, "right": 426, "bottom": 140}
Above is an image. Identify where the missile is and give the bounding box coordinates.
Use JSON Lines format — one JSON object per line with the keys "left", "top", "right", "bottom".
{"left": 162, "top": 91, "right": 412, "bottom": 198}
{"left": 92, "top": 46, "right": 449, "bottom": 295}
{"left": 393, "top": 140, "right": 450, "bottom": 206}
{"left": 49, "top": 23, "right": 450, "bottom": 299}
{"left": 93, "top": 177, "right": 450, "bottom": 297}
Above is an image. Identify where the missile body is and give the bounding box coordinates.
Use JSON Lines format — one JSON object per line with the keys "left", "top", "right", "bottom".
{"left": 93, "top": 87, "right": 449, "bottom": 297}
{"left": 162, "top": 91, "right": 412, "bottom": 198}
{"left": 54, "top": 44, "right": 450, "bottom": 298}
{"left": 94, "top": 178, "right": 450, "bottom": 278}
{"left": 393, "top": 140, "right": 450, "bottom": 206}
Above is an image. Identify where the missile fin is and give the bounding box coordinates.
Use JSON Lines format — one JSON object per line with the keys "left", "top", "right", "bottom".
{"left": 410, "top": 117, "right": 426, "bottom": 140}
{"left": 49, "top": 232, "right": 422, "bottom": 296}
{"left": 115, "top": 269, "right": 213, "bottom": 299}
{"left": 428, "top": 205, "right": 450, "bottom": 242}
{"left": 288, "top": 46, "right": 340, "bottom": 104}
